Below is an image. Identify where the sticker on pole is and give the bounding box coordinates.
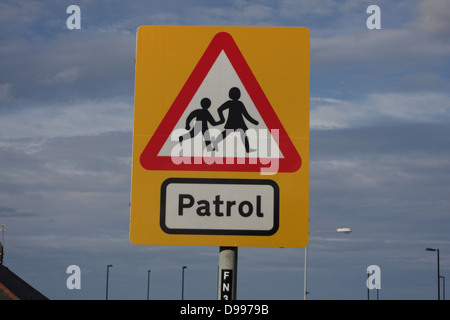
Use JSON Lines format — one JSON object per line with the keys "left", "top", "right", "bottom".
{"left": 139, "top": 32, "right": 301, "bottom": 174}
{"left": 160, "top": 178, "right": 279, "bottom": 235}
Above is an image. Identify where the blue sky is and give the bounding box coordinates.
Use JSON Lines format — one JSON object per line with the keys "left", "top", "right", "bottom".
{"left": 0, "top": 0, "right": 449, "bottom": 300}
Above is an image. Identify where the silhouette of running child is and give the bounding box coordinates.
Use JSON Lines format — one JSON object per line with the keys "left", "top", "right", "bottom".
{"left": 213, "top": 87, "right": 259, "bottom": 153}
{"left": 179, "top": 97, "right": 220, "bottom": 150}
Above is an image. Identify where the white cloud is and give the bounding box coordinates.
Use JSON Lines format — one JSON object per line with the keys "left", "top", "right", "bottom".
{"left": 146, "top": 12, "right": 181, "bottom": 25}
{"left": 311, "top": 92, "right": 450, "bottom": 129}
{"left": 313, "top": 152, "right": 450, "bottom": 191}
{"left": 0, "top": 83, "right": 13, "bottom": 103}
{"left": 279, "top": 0, "right": 341, "bottom": 20}
{"left": 0, "top": 99, "right": 133, "bottom": 139}
{"left": 42, "top": 67, "right": 80, "bottom": 85}
{"left": 188, "top": 2, "right": 275, "bottom": 26}
{"left": 312, "top": 28, "right": 450, "bottom": 72}
{"left": 369, "top": 92, "right": 450, "bottom": 121}
{"left": 412, "top": 0, "right": 450, "bottom": 39}
{"left": 310, "top": 97, "right": 368, "bottom": 129}
{"left": 0, "top": 0, "right": 46, "bottom": 33}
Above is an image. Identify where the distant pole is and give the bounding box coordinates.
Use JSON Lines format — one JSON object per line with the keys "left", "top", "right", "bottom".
{"left": 0, "top": 225, "right": 5, "bottom": 265}
{"left": 304, "top": 228, "right": 352, "bottom": 300}
{"left": 426, "top": 248, "right": 440, "bottom": 300}
{"left": 0, "top": 225, "right": 4, "bottom": 246}
{"left": 438, "top": 249, "right": 441, "bottom": 300}
{"left": 181, "top": 266, "right": 187, "bottom": 300}
{"left": 147, "top": 270, "right": 151, "bottom": 300}
{"left": 218, "top": 246, "right": 238, "bottom": 300}
{"left": 367, "top": 271, "right": 370, "bottom": 300}
{"left": 106, "top": 264, "right": 113, "bottom": 300}
{"left": 304, "top": 245, "right": 308, "bottom": 300}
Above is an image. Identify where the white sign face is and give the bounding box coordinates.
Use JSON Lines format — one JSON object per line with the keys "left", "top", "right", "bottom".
{"left": 160, "top": 178, "right": 279, "bottom": 235}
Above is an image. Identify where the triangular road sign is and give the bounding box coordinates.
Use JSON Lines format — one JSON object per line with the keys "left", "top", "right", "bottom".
{"left": 140, "top": 32, "right": 301, "bottom": 173}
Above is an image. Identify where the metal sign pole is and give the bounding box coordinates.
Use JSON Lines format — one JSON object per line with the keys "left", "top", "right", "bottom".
{"left": 218, "top": 246, "right": 238, "bottom": 300}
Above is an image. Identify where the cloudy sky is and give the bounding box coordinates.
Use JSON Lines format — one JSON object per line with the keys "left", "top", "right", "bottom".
{"left": 1, "top": 0, "right": 449, "bottom": 300}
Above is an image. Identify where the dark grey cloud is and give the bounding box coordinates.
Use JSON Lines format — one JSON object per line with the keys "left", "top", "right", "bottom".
{"left": 311, "top": 123, "right": 450, "bottom": 157}
{"left": 0, "top": 206, "right": 38, "bottom": 218}
{"left": 0, "top": 32, "right": 135, "bottom": 108}
{"left": 310, "top": 123, "right": 450, "bottom": 211}
{"left": 0, "top": 133, "right": 132, "bottom": 210}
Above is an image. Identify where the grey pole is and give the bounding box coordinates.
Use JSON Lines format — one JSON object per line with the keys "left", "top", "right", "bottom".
{"left": 0, "top": 225, "right": 5, "bottom": 265}
{"left": 304, "top": 245, "right": 308, "bottom": 300}
{"left": 182, "top": 266, "right": 187, "bottom": 300}
{"left": 367, "top": 270, "right": 370, "bottom": 300}
{"left": 438, "top": 249, "right": 441, "bottom": 300}
{"left": 218, "top": 246, "right": 238, "bottom": 300}
{"left": 147, "top": 270, "right": 151, "bottom": 300}
{"left": 426, "top": 248, "right": 440, "bottom": 300}
{"left": 106, "top": 264, "right": 113, "bottom": 300}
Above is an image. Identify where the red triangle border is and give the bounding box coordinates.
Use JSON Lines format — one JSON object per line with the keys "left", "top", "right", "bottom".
{"left": 139, "top": 32, "right": 301, "bottom": 173}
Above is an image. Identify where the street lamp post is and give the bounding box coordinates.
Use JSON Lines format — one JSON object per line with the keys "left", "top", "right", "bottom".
{"left": 304, "top": 227, "right": 352, "bottom": 300}
{"left": 440, "top": 276, "right": 445, "bottom": 300}
{"left": 0, "top": 224, "right": 5, "bottom": 246}
{"left": 181, "top": 266, "right": 187, "bottom": 300}
{"left": 0, "top": 225, "right": 5, "bottom": 265}
{"left": 147, "top": 270, "right": 151, "bottom": 300}
{"left": 426, "top": 248, "right": 441, "bottom": 300}
{"left": 106, "top": 264, "right": 113, "bottom": 300}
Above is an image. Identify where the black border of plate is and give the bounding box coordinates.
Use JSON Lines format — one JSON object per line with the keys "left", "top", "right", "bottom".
{"left": 160, "top": 178, "right": 279, "bottom": 236}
